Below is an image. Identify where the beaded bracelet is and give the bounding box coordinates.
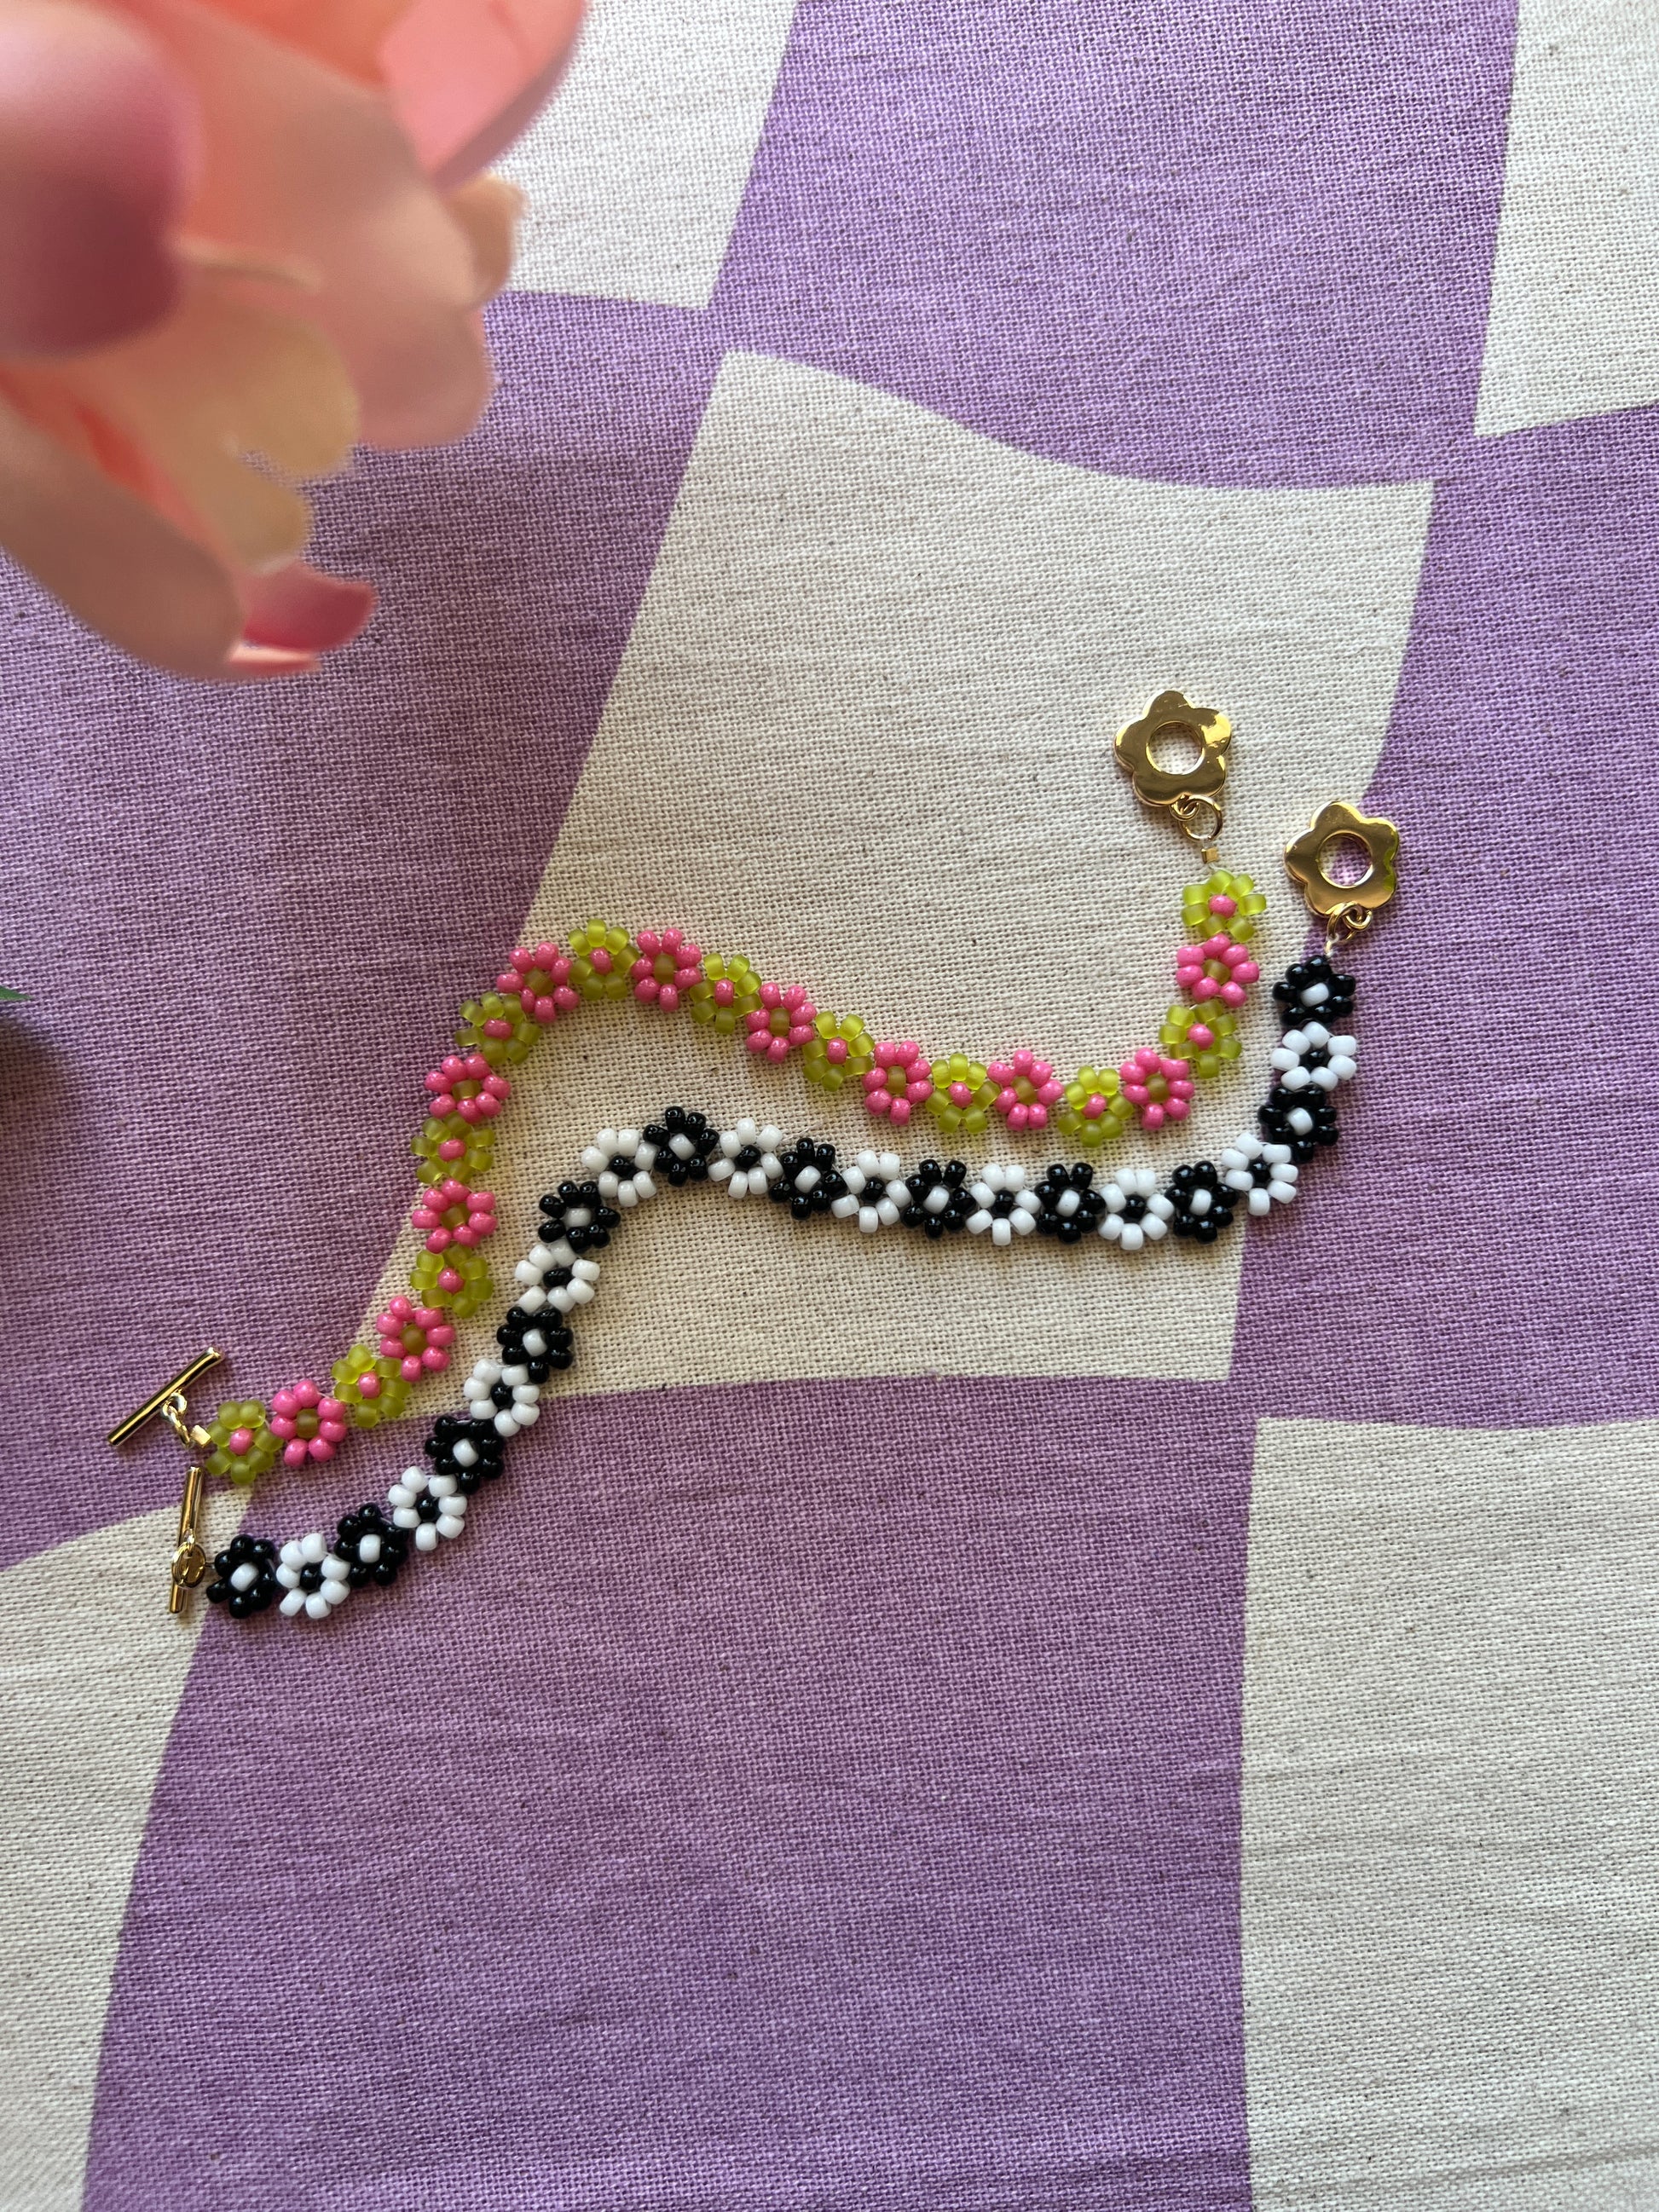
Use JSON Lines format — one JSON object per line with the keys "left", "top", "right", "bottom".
{"left": 199, "top": 955, "right": 1359, "bottom": 1624}
{"left": 101, "top": 694, "right": 1402, "bottom": 1621}
{"left": 138, "top": 693, "right": 1280, "bottom": 1501}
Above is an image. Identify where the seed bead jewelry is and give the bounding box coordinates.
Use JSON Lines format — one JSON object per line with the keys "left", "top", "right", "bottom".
{"left": 103, "top": 705, "right": 1400, "bottom": 1621}
{"left": 116, "top": 693, "right": 1272, "bottom": 1505}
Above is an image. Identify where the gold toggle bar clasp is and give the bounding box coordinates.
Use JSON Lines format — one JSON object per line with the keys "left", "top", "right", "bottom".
{"left": 107, "top": 1349, "right": 223, "bottom": 1448}
{"left": 107, "top": 1350, "right": 225, "bottom": 1615}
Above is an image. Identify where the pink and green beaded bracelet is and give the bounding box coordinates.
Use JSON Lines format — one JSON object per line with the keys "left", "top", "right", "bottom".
{"left": 199, "top": 865, "right": 1268, "bottom": 1489}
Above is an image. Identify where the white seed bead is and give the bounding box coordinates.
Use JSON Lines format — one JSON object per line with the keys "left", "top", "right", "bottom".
{"left": 922, "top": 1186, "right": 949, "bottom": 1215}
{"left": 876, "top": 1198, "right": 901, "bottom": 1227}
{"left": 299, "top": 1531, "right": 327, "bottom": 1564}
{"left": 414, "top": 1523, "right": 440, "bottom": 1552}
{"left": 523, "top": 1330, "right": 546, "bottom": 1356}
{"left": 517, "top": 1285, "right": 547, "bottom": 1314}
{"left": 1190, "top": 1187, "right": 1211, "bottom": 1216}
{"left": 830, "top": 1194, "right": 859, "bottom": 1219}
{"left": 359, "top": 1532, "right": 382, "bottom": 1564}
{"left": 280, "top": 1589, "right": 307, "bottom": 1617}
{"left": 452, "top": 1441, "right": 478, "bottom": 1469}
{"left": 858, "top": 1207, "right": 881, "bottom": 1234}
{"left": 1056, "top": 1189, "right": 1079, "bottom": 1218}
{"left": 795, "top": 1164, "right": 821, "bottom": 1193}
{"left": 279, "top": 1539, "right": 306, "bottom": 1572}
{"left": 436, "top": 1512, "right": 466, "bottom": 1539}
{"left": 303, "top": 1592, "right": 331, "bottom": 1620}
{"left": 321, "top": 1577, "right": 350, "bottom": 1605}
{"left": 571, "top": 1258, "right": 601, "bottom": 1284}
{"left": 320, "top": 1556, "right": 350, "bottom": 1583}
{"left": 991, "top": 1217, "right": 1013, "bottom": 1247}
{"left": 230, "top": 1562, "right": 259, "bottom": 1592}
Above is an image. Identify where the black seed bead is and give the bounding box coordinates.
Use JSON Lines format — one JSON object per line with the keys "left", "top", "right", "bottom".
{"left": 1166, "top": 1161, "right": 1237, "bottom": 1242}
{"left": 489, "top": 1381, "right": 515, "bottom": 1410}
{"left": 790, "top": 1193, "right": 814, "bottom": 1221}
{"left": 1273, "top": 956, "right": 1356, "bottom": 1027}
{"left": 943, "top": 1160, "right": 968, "bottom": 1186}
{"left": 768, "top": 1175, "right": 791, "bottom": 1203}
{"left": 923, "top": 1216, "right": 945, "bottom": 1240}
{"left": 642, "top": 1123, "right": 668, "bottom": 1148}
{"left": 298, "top": 1562, "right": 325, "bottom": 1593}
{"left": 607, "top": 1153, "right": 634, "bottom": 1175}
{"left": 595, "top": 1204, "right": 621, "bottom": 1227}
{"left": 735, "top": 1145, "right": 762, "bottom": 1170}
{"left": 1257, "top": 1092, "right": 1338, "bottom": 1164}
{"left": 917, "top": 1158, "right": 941, "bottom": 1183}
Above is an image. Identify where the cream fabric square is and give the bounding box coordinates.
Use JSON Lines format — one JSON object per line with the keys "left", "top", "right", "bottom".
{"left": 1243, "top": 1417, "right": 1659, "bottom": 2211}
{"left": 499, "top": 0, "right": 800, "bottom": 309}
{"left": 0, "top": 1494, "right": 240, "bottom": 2212}
{"left": 365, "top": 353, "right": 1431, "bottom": 1398}
{"left": 1477, "top": 0, "right": 1659, "bottom": 435}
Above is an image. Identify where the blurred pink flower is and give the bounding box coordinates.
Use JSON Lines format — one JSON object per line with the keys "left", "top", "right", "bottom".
{"left": 0, "top": 0, "right": 584, "bottom": 679}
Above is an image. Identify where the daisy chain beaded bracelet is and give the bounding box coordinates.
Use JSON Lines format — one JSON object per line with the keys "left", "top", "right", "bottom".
{"left": 101, "top": 701, "right": 1401, "bottom": 1621}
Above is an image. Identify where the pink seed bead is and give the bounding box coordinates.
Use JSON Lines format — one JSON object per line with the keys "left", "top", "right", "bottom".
{"left": 1209, "top": 892, "right": 1237, "bottom": 916}
{"left": 889, "top": 1098, "right": 912, "bottom": 1124}
{"left": 358, "top": 1372, "right": 381, "bottom": 1399}
{"left": 1188, "top": 1023, "right": 1215, "bottom": 1049}
{"left": 438, "top": 1266, "right": 462, "bottom": 1292}
{"left": 282, "top": 1440, "right": 308, "bottom": 1467}
{"left": 827, "top": 1038, "right": 847, "bottom": 1063}
{"left": 438, "top": 1139, "right": 464, "bottom": 1160}
{"left": 228, "top": 1428, "right": 253, "bottom": 1455}
{"left": 949, "top": 1081, "right": 972, "bottom": 1107}
{"left": 1083, "top": 1094, "right": 1106, "bottom": 1118}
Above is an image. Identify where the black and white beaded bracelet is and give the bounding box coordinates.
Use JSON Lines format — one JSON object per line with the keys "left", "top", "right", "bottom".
{"left": 205, "top": 957, "right": 1358, "bottom": 1626}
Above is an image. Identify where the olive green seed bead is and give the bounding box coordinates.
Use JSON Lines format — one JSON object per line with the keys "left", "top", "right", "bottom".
{"left": 568, "top": 918, "right": 638, "bottom": 1002}
{"left": 331, "top": 1344, "right": 413, "bottom": 1429}
{"left": 203, "top": 1400, "right": 280, "bottom": 1485}
{"left": 803, "top": 1011, "right": 875, "bottom": 1092}
{"left": 687, "top": 952, "right": 763, "bottom": 1035}
{"left": 927, "top": 1053, "right": 997, "bottom": 1137}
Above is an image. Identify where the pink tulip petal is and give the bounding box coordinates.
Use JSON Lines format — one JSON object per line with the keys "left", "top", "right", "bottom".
{"left": 444, "top": 172, "right": 522, "bottom": 304}
{"left": 381, "top": 0, "right": 587, "bottom": 184}
{"left": 241, "top": 558, "right": 374, "bottom": 650}
{"left": 142, "top": 0, "right": 492, "bottom": 448}
{"left": 0, "top": 382, "right": 261, "bottom": 675}
{"left": 0, "top": 0, "right": 196, "bottom": 354}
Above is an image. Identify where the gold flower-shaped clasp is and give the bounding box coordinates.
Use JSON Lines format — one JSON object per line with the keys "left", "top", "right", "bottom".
{"left": 1285, "top": 800, "right": 1401, "bottom": 935}
{"left": 1114, "top": 691, "right": 1231, "bottom": 847}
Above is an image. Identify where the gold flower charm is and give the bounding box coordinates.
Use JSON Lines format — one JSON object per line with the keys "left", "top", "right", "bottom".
{"left": 1284, "top": 800, "right": 1401, "bottom": 921}
{"left": 1114, "top": 690, "right": 1231, "bottom": 810}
